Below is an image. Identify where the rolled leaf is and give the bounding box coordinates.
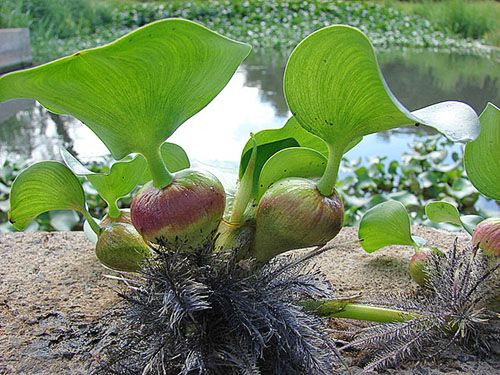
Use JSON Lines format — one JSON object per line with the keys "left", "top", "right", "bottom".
{"left": 239, "top": 117, "right": 360, "bottom": 199}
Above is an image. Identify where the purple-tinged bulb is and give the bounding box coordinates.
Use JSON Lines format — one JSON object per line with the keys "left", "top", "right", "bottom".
{"left": 131, "top": 169, "right": 225, "bottom": 248}
{"left": 95, "top": 223, "right": 151, "bottom": 272}
{"left": 408, "top": 247, "right": 442, "bottom": 287}
{"left": 472, "top": 218, "right": 500, "bottom": 257}
{"left": 254, "top": 178, "right": 343, "bottom": 263}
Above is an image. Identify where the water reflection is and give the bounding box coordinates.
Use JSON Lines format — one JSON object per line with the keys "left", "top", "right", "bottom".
{"left": 0, "top": 50, "right": 498, "bottom": 184}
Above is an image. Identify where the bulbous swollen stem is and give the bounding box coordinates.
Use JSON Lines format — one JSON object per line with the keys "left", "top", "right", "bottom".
{"left": 301, "top": 299, "right": 420, "bottom": 323}
{"left": 316, "top": 143, "right": 345, "bottom": 196}
{"left": 142, "top": 146, "right": 174, "bottom": 189}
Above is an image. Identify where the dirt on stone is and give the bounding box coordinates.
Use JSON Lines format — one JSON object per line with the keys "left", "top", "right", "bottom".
{"left": 0, "top": 227, "right": 498, "bottom": 374}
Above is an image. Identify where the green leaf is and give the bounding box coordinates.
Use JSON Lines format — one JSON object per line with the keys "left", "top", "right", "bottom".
{"left": 8, "top": 161, "right": 88, "bottom": 230}
{"left": 285, "top": 26, "right": 480, "bottom": 146}
{"left": 158, "top": 142, "right": 190, "bottom": 174}
{"left": 464, "top": 103, "right": 500, "bottom": 200}
{"left": 257, "top": 147, "right": 327, "bottom": 201}
{"left": 284, "top": 25, "right": 479, "bottom": 194}
{"left": 61, "top": 142, "right": 189, "bottom": 217}
{"left": 358, "top": 200, "right": 416, "bottom": 253}
{"left": 426, "top": 201, "right": 484, "bottom": 235}
{"left": 425, "top": 201, "right": 462, "bottom": 226}
{"left": 239, "top": 117, "right": 327, "bottom": 177}
{"left": 239, "top": 116, "right": 360, "bottom": 199}
{"left": 0, "top": 19, "right": 251, "bottom": 188}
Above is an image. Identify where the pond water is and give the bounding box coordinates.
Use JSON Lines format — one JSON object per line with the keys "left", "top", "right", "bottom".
{"left": 0, "top": 49, "right": 498, "bottom": 190}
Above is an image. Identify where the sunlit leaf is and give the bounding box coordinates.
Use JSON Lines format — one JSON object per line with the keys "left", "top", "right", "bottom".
{"left": 257, "top": 147, "right": 327, "bottom": 201}
{"left": 0, "top": 19, "right": 251, "bottom": 188}
{"left": 358, "top": 200, "right": 415, "bottom": 253}
{"left": 425, "top": 201, "right": 461, "bottom": 227}
{"left": 464, "top": 103, "right": 500, "bottom": 200}
{"left": 284, "top": 25, "right": 479, "bottom": 179}
{"left": 426, "top": 201, "right": 484, "bottom": 235}
{"left": 8, "top": 161, "right": 88, "bottom": 230}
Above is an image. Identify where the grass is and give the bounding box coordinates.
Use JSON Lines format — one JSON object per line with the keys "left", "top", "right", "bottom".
{"left": 1, "top": 0, "right": 497, "bottom": 64}
{"left": 0, "top": 0, "right": 114, "bottom": 39}
{"left": 387, "top": 0, "right": 500, "bottom": 46}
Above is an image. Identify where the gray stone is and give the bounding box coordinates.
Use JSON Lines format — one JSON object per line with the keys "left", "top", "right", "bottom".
{"left": 0, "top": 28, "right": 32, "bottom": 73}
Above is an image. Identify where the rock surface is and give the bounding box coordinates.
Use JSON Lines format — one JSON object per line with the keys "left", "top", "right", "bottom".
{"left": 0, "top": 227, "right": 498, "bottom": 374}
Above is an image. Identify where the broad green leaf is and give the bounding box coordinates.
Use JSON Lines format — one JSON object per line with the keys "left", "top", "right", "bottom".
{"left": 464, "top": 103, "right": 500, "bottom": 200}
{"left": 257, "top": 147, "right": 327, "bottom": 201}
{"left": 426, "top": 201, "right": 484, "bottom": 235}
{"left": 425, "top": 201, "right": 462, "bottom": 226}
{"left": 0, "top": 19, "right": 251, "bottom": 188}
{"left": 284, "top": 25, "right": 480, "bottom": 149}
{"left": 9, "top": 161, "right": 88, "bottom": 230}
{"left": 358, "top": 200, "right": 415, "bottom": 253}
{"left": 61, "top": 142, "right": 189, "bottom": 217}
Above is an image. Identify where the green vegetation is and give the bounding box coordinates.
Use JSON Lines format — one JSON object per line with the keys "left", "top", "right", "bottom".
{"left": 1, "top": 0, "right": 497, "bottom": 64}
{"left": 2, "top": 133, "right": 491, "bottom": 233}
{"left": 388, "top": 0, "right": 500, "bottom": 46}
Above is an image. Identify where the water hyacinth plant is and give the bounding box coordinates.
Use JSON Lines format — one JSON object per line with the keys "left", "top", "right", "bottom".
{"left": 1, "top": 18, "right": 497, "bottom": 372}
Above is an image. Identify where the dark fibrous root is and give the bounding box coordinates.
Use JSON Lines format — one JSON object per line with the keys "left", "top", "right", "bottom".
{"left": 95, "top": 238, "right": 342, "bottom": 374}
{"left": 344, "top": 240, "right": 499, "bottom": 372}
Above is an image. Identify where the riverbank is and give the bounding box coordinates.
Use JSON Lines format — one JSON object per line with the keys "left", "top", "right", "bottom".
{"left": 1, "top": 0, "right": 498, "bottom": 64}
{"left": 1, "top": 226, "right": 498, "bottom": 373}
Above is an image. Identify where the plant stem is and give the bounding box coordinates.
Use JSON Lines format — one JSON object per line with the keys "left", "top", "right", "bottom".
{"left": 230, "top": 134, "right": 257, "bottom": 223}
{"left": 82, "top": 209, "right": 100, "bottom": 235}
{"left": 107, "top": 200, "right": 121, "bottom": 219}
{"left": 301, "top": 299, "right": 420, "bottom": 323}
{"left": 316, "top": 143, "right": 344, "bottom": 196}
{"left": 143, "top": 146, "right": 174, "bottom": 189}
